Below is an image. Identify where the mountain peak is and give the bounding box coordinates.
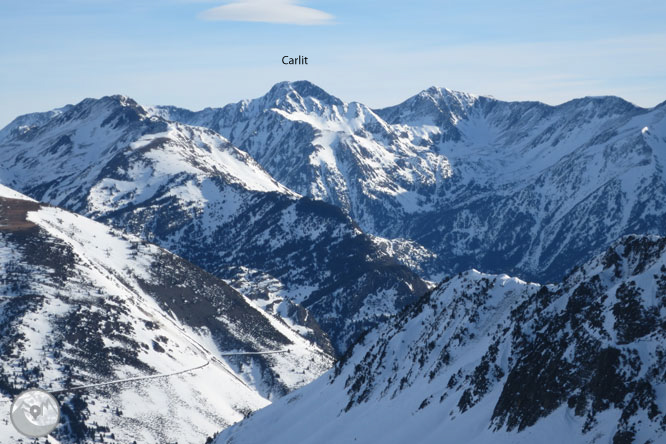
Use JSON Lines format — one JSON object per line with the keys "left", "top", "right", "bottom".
{"left": 38, "top": 94, "right": 155, "bottom": 133}
{"left": 1, "top": 95, "right": 147, "bottom": 141}
{"left": 265, "top": 80, "right": 343, "bottom": 107}
{"left": 374, "top": 86, "right": 479, "bottom": 126}
{"left": 557, "top": 95, "right": 643, "bottom": 114}
{"left": 75, "top": 94, "right": 145, "bottom": 115}
{"left": 103, "top": 94, "right": 140, "bottom": 107}
{"left": 420, "top": 86, "right": 480, "bottom": 103}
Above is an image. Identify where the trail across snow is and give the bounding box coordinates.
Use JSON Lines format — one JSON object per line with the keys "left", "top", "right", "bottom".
{"left": 49, "top": 349, "right": 290, "bottom": 395}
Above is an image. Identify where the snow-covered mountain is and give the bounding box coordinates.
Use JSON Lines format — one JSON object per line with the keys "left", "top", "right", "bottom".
{"left": 216, "top": 234, "right": 666, "bottom": 444}
{"left": 151, "top": 81, "right": 453, "bottom": 260}
{"left": 0, "top": 96, "right": 428, "bottom": 353}
{"left": 155, "top": 82, "right": 666, "bottom": 282}
{"left": 0, "top": 184, "right": 332, "bottom": 443}
{"left": 378, "top": 90, "right": 666, "bottom": 282}
{"left": 4, "top": 84, "right": 665, "bottom": 443}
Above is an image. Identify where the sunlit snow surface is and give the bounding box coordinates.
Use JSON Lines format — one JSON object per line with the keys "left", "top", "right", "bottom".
{"left": 218, "top": 236, "right": 666, "bottom": 444}
{"left": 0, "top": 94, "right": 428, "bottom": 354}
{"left": 2, "top": 84, "right": 666, "bottom": 443}
{"left": 154, "top": 82, "right": 666, "bottom": 282}
{"left": 0, "top": 186, "right": 331, "bottom": 443}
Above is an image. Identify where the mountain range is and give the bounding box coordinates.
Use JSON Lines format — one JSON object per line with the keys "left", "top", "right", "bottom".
{"left": 0, "top": 94, "right": 428, "bottom": 354}
{"left": 154, "top": 81, "right": 666, "bottom": 282}
{"left": 217, "top": 235, "right": 666, "bottom": 444}
{"left": 1, "top": 81, "right": 665, "bottom": 443}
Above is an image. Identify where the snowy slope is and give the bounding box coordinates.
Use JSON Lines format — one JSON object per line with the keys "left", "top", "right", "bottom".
{"left": 217, "top": 235, "right": 666, "bottom": 444}
{"left": 156, "top": 82, "right": 666, "bottom": 283}
{"left": 0, "top": 96, "right": 428, "bottom": 354}
{"left": 0, "top": 186, "right": 332, "bottom": 444}
{"left": 0, "top": 95, "right": 290, "bottom": 211}
{"left": 0, "top": 183, "right": 36, "bottom": 201}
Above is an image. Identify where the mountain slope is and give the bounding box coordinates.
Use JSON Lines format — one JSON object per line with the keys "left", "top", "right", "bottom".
{"left": 0, "top": 97, "right": 429, "bottom": 353}
{"left": 216, "top": 235, "right": 666, "bottom": 444}
{"left": 155, "top": 82, "right": 666, "bottom": 282}
{"left": 151, "top": 81, "right": 453, "bottom": 239}
{"left": 0, "top": 184, "right": 332, "bottom": 443}
{"left": 383, "top": 89, "right": 666, "bottom": 282}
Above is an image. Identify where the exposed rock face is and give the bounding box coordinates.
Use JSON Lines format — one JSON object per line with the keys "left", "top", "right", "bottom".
{"left": 156, "top": 82, "right": 666, "bottom": 283}
{"left": 0, "top": 186, "right": 332, "bottom": 444}
{"left": 0, "top": 96, "right": 428, "bottom": 354}
{"left": 217, "top": 235, "right": 666, "bottom": 444}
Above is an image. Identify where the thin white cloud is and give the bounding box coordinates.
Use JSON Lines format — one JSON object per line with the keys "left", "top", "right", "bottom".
{"left": 199, "top": 0, "right": 334, "bottom": 25}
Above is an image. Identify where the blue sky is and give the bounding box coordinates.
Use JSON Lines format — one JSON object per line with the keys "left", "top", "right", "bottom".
{"left": 1, "top": 0, "right": 665, "bottom": 127}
